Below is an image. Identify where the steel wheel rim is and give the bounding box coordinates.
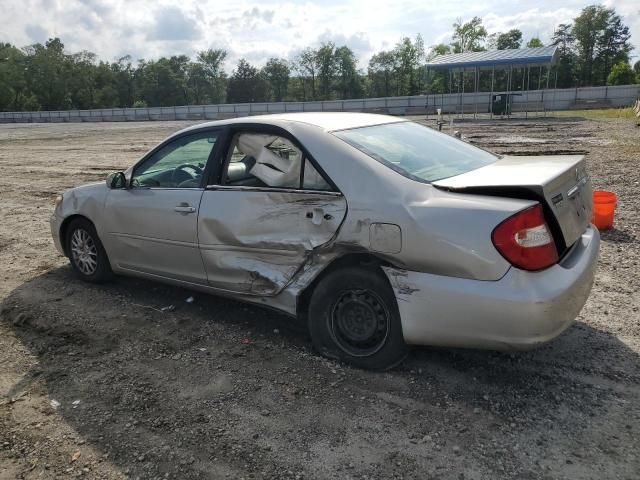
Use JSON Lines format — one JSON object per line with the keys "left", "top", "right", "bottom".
{"left": 70, "top": 228, "right": 98, "bottom": 275}
{"left": 329, "top": 289, "right": 390, "bottom": 357}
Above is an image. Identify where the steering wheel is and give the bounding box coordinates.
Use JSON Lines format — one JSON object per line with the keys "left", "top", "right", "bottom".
{"left": 172, "top": 163, "right": 204, "bottom": 185}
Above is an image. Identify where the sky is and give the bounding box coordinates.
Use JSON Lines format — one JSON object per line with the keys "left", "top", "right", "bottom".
{"left": 1, "top": 0, "right": 638, "bottom": 71}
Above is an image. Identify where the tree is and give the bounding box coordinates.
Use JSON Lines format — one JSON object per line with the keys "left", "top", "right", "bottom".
{"left": 68, "top": 50, "right": 99, "bottom": 109}
{"left": 135, "top": 56, "right": 190, "bottom": 107}
{"left": 368, "top": 50, "right": 397, "bottom": 97}
{"left": 607, "top": 61, "right": 635, "bottom": 85}
{"left": 572, "top": 5, "right": 632, "bottom": 86}
{"left": 0, "top": 43, "right": 29, "bottom": 110}
{"left": 334, "top": 46, "right": 361, "bottom": 99}
{"left": 226, "top": 59, "right": 268, "bottom": 103}
{"left": 526, "top": 37, "right": 544, "bottom": 48}
{"left": 5, "top": 16, "right": 636, "bottom": 112}
{"left": 262, "top": 58, "right": 290, "bottom": 101}
{"left": 112, "top": 55, "right": 136, "bottom": 107}
{"left": 451, "top": 17, "right": 487, "bottom": 53}
{"left": 425, "top": 44, "right": 451, "bottom": 93}
{"left": 187, "top": 62, "right": 209, "bottom": 105}
{"left": 196, "top": 49, "right": 227, "bottom": 103}
{"left": 24, "top": 38, "right": 71, "bottom": 110}
{"left": 495, "top": 29, "right": 523, "bottom": 50}
{"left": 551, "top": 24, "right": 578, "bottom": 88}
{"left": 593, "top": 10, "right": 632, "bottom": 86}
{"left": 294, "top": 48, "right": 317, "bottom": 100}
{"left": 393, "top": 35, "right": 425, "bottom": 95}
{"left": 315, "top": 42, "right": 337, "bottom": 100}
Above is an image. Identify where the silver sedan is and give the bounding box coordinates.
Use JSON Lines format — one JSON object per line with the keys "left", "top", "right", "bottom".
{"left": 50, "top": 113, "right": 599, "bottom": 370}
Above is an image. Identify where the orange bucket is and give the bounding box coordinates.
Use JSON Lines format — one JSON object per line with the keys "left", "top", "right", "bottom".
{"left": 591, "top": 191, "right": 617, "bottom": 230}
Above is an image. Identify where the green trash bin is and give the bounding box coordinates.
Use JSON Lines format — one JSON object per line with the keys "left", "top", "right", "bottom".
{"left": 491, "top": 94, "right": 509, "bottom": 115}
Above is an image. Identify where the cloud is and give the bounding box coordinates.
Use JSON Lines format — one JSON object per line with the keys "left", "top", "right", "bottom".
{"left": 0, "top": 0, "right": 637, "bottom": 69}
{"left": 148, "top": 6, "right": 203, "bottom": 41}
{"left": 24, "top": 24, "right": 48, "bottom": 44}
{"left": 482, "top": 7, "right": 578, "bottom": 44}
{"left": 242, "top": 7, "right": 275, "bottom": 23}
{"left": 605, "top": 0, "right": 640, "bottom": 59}
{"left": 316, "top": 31, "right": 374, "bottom": 60}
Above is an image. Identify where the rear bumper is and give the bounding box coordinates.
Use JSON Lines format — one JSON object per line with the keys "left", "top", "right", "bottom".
{"left": 383, "top": 226, "right": 600, "bottom": 350}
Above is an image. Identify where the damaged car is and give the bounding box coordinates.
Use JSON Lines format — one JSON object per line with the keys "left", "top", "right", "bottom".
{"left": 51, "top": 113, "right": 600, "bottom": 370}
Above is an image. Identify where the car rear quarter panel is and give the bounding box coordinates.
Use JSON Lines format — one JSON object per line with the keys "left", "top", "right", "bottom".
{"left": 289, "top": 123, "right": 536, "bottom": 281}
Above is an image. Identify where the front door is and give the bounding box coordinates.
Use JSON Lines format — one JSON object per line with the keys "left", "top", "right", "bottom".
{"left": 198, "top": 130, "right": 346, "bottom": 295}
{"left": 103, "top": 129, "right": 221, "bottom": 284}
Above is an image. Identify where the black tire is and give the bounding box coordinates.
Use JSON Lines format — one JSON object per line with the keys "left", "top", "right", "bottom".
{"left": 65, "top": 218, "right": 112, "bottom": 283}
{"left": 308, "top": 266, "right": 408, "bottom": 370}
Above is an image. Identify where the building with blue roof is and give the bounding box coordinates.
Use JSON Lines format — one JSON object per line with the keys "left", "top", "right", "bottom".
{"left": 425, "top": 46, "right": 560, "bottom": 117}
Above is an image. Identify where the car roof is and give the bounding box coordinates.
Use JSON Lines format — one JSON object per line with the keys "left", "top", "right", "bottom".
{"left": 178, "top": 112, "right": 405, "bottom": 135}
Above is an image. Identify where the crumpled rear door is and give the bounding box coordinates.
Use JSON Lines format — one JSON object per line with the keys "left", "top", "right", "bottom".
{"left": 198, "top": 188, "right": 346, "bottom": 295}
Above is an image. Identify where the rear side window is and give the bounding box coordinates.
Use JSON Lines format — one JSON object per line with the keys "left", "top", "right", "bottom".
{"left": 222, "top": 133, "right": 334, "bottom": 191}
{"left": 333, "top": 121, "right": 497, "bottom": 182}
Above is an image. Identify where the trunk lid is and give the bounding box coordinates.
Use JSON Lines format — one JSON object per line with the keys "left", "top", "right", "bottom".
{"left": 434, "top": 155, "right": 592, "bottom": 252}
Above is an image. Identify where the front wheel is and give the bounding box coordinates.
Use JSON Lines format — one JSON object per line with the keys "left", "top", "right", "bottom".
{"left": 308, "top": 266, "right": 408, "bottom": 370}
{"left": 65, "top": 218, "right": 112, "bottom": 283}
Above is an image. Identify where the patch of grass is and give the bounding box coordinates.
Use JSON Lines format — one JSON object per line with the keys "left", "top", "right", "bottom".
{"left": 556, "top": 107, "right": 638, "bottom": 120}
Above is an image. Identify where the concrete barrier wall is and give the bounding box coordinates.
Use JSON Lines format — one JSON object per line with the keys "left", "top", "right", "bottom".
{"left": 1, "top": 85, "right": 638, "bottom": 123}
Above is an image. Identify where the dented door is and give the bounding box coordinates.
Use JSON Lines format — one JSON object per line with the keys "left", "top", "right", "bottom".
{"left": 197, "top": 187, "right": 347, "bottom": 295}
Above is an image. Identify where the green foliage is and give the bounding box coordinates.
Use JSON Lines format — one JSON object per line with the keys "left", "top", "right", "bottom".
{"left": 489, "top": 29, "right": 523, "bottom": 50}
{"left": 0, "top": 42, "right": 29, "bottom": 110}
{"left": 607, "top": 61, "right": 635, "bottom": 85}
{"left": 368, "top": 50, "right": 398, "bottom": 97}
{"left": 226, "top": 59, "right": 268, "bottom": 103}
{"left": 451, "top": 17, "right": 487, "bottom": 53}
{"left": 262, "top": 58, "right": 290, "bottom": 101}
{"left": 195, "top": 49, "right": 227, "bottom": 104}
{"left": 334, "top": 46, "right": 362, "bottom": 100}
{"left": 24, "top": 38, "right": 70, "bottom": 110}
{"left": 551, "top": 24, "right": 578, "bottom": 88}
{"left": 572, "top": 5, "right": 632, "bottom": 86}
{"left": 526, "top": 37, "right": 544, "bottom": 48}
{"left": 393, "top": 35, "right": 425, "bottom": 95}
{"left": 292, "top": 48, "right": 317, "bottom": 101}
{"left": 315, "top": 42, "right": 337, "bottom": 100}
{"left": 556, "top": 107, "right": 635, "bottom": 119}
{"left": 0, "top": 5, "right": 636, "bottom": 113}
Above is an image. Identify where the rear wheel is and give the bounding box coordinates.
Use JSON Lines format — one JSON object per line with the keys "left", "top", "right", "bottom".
{"left": 65, "top": 218, "right": 112, "bottom": 283}
{"left": 308, "top": 266, "right": 408, "bottom": 370}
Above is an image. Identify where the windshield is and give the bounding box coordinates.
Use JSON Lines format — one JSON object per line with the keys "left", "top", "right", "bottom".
{"left": 333, "top": 121, "right": 497, "bottom": 182}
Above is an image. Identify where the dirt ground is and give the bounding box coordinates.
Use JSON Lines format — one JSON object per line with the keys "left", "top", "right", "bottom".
{"left": 0, "top": 115, "right": 639, "bottom": 480}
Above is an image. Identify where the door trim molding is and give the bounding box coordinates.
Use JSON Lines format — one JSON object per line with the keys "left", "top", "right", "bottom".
{"left": 205, "top": 185, "right": 343, "bottom": 196}
{"left": 109, "top": 232, "right": 198, "bottom": 249}
{"left": 199, "top": 243, "right": 303, "bottom": 256}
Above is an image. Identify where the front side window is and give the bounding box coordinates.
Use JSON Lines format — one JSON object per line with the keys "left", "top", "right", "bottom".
{"left": 222, "top": 133, "right": 333, "bottom": 191}
{"left": 132, "top": 131, "right": 218, "bottom": 188}
{"left": 333, "top": 121, "right": 497, "bottom": 182}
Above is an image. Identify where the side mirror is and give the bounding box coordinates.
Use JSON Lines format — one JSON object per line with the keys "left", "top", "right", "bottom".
{"left": 106, "top": 171, "right": 127, "bottom": 189}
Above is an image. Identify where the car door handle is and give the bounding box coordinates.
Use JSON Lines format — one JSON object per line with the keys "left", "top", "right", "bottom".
{"left": 174, "top": 204, "right": 196, "bottom": 213}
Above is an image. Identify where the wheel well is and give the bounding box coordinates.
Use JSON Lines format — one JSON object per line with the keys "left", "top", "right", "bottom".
{"left": 59, "top": 214, "right": 94, "bottom": 257}
{"left": 297, "top": 253, "right": 393, "bottom": 321}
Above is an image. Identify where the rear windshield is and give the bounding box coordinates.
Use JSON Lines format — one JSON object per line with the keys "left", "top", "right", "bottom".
{"left": 333, "top": 121, "right": 497, "bottom": 182}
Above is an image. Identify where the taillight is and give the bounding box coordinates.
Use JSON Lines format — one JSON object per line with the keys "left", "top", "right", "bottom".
{"left": 491, "top": 204, "right": 558, "bottom": 271}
